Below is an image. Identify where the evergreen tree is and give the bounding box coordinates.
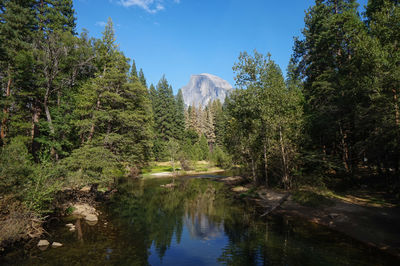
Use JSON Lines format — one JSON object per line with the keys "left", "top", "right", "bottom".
{"left": 204, "top": 107, "right": 216, "bottom": 151}
{"left": 175, "top": 89, "right": 185, "bottom": 140}
{"left": 292, "top": 0, "right": 369, "bottom": 173}
{"left": 129, "top": 59, "right": 138, "bottom": 82}
{"left": 138, "top": 68, "right": 147, "bottom": 88}
{"left": 153, "top": 76, "right": 176, "bottom": 141}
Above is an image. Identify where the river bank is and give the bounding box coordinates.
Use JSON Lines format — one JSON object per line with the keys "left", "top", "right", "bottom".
{"left": 221, "top": 176, "right": 400, "bottom": 258}
{"left": 1, "top": 175, "right": 398, "bottom": 265}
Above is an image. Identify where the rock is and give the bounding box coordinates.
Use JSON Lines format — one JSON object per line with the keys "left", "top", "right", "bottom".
{"left": 37, "top": 239, "right": 50, "bottom": 247}
{"left": 52, "top": 242, "right": 63, "bottom": 248}
{"left": 85, "top": 214, "right": 98, "bottom": 222}
{"left": 80, "top": 186, "right": 91, "bottom": 192}
{"left": 72, "top": 203, "right": 98, "bottom": 218}
{"left": 69, "top": 227, "right": 76, "bottom": 232}
{"left": 329, "top": 213, "right": 340, "bottom": 219}
{"left": 161, "top": 183, "right": 176, "bottom": 188}
{"left": 232, "top": 186, "right": 249, "bottom": 192}
{"left": 65, "top": 223, "right": 74, "bottom": 228}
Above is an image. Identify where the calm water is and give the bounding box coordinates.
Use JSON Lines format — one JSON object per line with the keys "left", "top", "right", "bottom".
{"left": 1, "top": 177, "right": 398, "bottom": 265}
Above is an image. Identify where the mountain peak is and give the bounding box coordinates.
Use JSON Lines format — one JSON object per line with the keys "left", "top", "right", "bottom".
{"left": 181, "top": 73, "right": 233, "bottom": 107}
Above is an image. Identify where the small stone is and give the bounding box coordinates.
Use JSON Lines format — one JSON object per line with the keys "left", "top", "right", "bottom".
{"left": 80, "top": 186, "right": 91, "bottom": 192}
{"left": 52, "top": 242, "right": 63, "bottom": 248}
{"left": 65, "top": 223, "right": 74, "bottom": 228}
{"left": 37, "top": 239, "right": 50, "bottom": 247}
{"left": 329, "top": 213, "right": 340, "bottom": 219}
{"left": 69, "top": 227, "right": 76, "bottom": 232}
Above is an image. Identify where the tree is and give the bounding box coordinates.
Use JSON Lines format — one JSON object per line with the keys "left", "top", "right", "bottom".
{"left": 292, "top": 0, "right": 369, "bottom": 174}
{"left": 153, "top": 76, "right": 176, "bottom": 141}
{"left": 227, "top": 51, "right": 303, "bottom": 188}
{"left": 129, "top": 59, "right": 138, "bottom": 82}
{"left": 175, "top": 89, "right": 185, "bottom": 140}
{"left": 138, "top": 68, "right": 147, "bottom": 88}
{"left": 74, "top": 18, "right": 153, "bottom": 167}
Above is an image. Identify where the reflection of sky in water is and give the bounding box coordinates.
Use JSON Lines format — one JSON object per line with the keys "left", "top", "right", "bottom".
{"left": 148, "top": 212, "right": 227, "bottom": 266}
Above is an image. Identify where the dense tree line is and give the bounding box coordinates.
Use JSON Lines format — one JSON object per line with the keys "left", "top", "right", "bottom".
{"left": 221, "top": 0, "right": 399, "bottom": 189}
{"left": 0, "top": 1, "right": 152, "bottom": 221}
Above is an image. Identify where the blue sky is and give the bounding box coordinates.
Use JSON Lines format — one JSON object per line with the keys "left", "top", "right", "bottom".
{"left": 74, "top": 0, "right": 368, "bottom": 93}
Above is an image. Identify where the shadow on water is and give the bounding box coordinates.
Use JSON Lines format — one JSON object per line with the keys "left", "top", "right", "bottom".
{"left": 1, "top": 177, "right": 398, "bottom": 265}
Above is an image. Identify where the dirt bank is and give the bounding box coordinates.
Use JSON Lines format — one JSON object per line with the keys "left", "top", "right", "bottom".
{"left": 221, "top": 177, "right": 400, "bottom": 258}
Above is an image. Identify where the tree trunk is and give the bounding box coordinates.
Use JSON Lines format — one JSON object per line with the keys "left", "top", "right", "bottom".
{"left": 263, "top": 142, "right": 269, "bottom": 188}
{"left": 87, "top": 97, "right": 101, "bottom": 142}
{"left": 44, "top": 87, "right": 58, "bottom": 160}
{"left": 0, "top": 78, "right": 12, "bottom": 144}
{"left": 393, "top": 88, "right": 399, "bottom": 127}
{"left": 279, "top": 126, "right": 289, "bottom": 189}
{"left": 251, "top": 157, "right": 256, "bottom": 182}
{"left": 339, "top": 124, "right": 350, "bottom": 172}
{"left": 31, "top": 104, "right": 41, "bottom": 159}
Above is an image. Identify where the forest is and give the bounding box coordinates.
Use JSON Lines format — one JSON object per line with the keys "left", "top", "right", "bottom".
{"left": 0, "top": 0, "right": 399, "bottom": 250}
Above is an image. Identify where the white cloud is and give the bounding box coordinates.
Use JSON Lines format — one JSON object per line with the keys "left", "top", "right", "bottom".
{"left": 95, "top": 21, "right": 107, "bottom": 27}
{"left": 119, "top": 0, "right": 180, "bottom": 13}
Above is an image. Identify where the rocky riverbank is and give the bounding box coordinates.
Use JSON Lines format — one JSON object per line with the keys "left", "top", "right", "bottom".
{"left": 0, "top": 184, "right": 116, "bottom": 253}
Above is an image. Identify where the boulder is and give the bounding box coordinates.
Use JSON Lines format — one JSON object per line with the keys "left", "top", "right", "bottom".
{"left": 85, "top": 214, "right": 98, "bottom": 222}
{"left": 52, "top": 242, "right": 63, "bottom": 248}
{"left": 37, "top": 239, "right": 50, "bottom": 247}
{"left": 72, "top": 203, "right": 98, "bottom": 218}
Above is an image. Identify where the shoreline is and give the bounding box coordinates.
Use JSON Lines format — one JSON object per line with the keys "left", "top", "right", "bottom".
{"left": 221, "top": 177, "right": 400, "bottom": 259}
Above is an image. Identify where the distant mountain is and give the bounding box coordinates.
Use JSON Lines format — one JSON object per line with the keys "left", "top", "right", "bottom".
{"left": 181, "top": 73, "right": 233, "bottom": 107}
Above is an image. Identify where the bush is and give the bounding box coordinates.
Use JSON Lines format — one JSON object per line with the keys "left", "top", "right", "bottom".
{"left": 60, "top": 145, "right": 124, "bottom": 188}
{"left": 24, "top": 161, "right": 62, "bottom": 214}
{"left": 210, "top": 146, "right": 232, "bottom": 169}
{"left": 0, "top": 137, "right": 33, "bottom": 196}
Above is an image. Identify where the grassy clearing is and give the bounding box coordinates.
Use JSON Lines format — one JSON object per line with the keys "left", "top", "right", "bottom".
{"left": 292, "top": 185, "right": 396, "bottom": 208}
{"left": 141, "top": 161, "right": 224, "bottom": 178}
{"left": 292, "top": 189, "right": 335, "bottom": 208}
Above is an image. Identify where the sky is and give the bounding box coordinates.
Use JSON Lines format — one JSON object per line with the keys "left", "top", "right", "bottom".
{"left": 74, "top": 0, "right": 368, "bottom": 93}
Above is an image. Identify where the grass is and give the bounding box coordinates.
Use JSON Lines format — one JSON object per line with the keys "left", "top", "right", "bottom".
{"left": 292, "top": 189, "right": 334, "bottom": 208}
{"left": 141, "top": 161, "right": 224, "bottom": 178}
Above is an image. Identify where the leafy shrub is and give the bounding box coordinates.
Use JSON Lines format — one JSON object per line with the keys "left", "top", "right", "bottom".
{"left": 210, "top": 146, "right": 232, "bottom": 169}
{"left": 0, "top": 137, "right": 33, "bottom": 196}
{"left": 24, "top": 161, "right": 62, "bottom": 214}
{"left": 60, "top": 145, "right": 124, "bottom": 188}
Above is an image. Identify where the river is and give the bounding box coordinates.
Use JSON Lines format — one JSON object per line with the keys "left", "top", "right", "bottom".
{"left": 1, "top": 176, "right": 398, "bottom": 265}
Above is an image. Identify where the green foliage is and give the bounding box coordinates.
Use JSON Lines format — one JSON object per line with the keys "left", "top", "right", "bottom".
{"left": 210, "top": 145, "right": 232, "bottom": 169}
{"left": 0, "top": 137, "right": 33, "bottom": 195}
{"left": 292, "top": 190, "right": 334, "bottom": 208}
{"left": 226, "top": 50, "right": 303, "bottom": 188}
{"left": 60, "top": 145, "right": 123, "bottom": 188}
{"left": 24, "top": 161, "right": 62, "bottom": 214}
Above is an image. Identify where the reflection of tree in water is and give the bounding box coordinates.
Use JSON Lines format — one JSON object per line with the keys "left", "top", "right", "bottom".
{"left": 184, "top": 184, "right": 224, "bottom": 240}
{"left": 109, "top": 178, "right": 235, "bottom": 261}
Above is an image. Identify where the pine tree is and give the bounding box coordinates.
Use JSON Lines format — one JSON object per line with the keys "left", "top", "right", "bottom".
{"left": 175, "top": 89, "right": 185, "bottom": 140}
{"left": 138, "top": 68, "right": 147, "bottom": 88}
{"left": 129, "top": 59, "right": 139, "bottom": 83}
{"left": 153, "top": 76, "right": 176, "bottom": 141}
{"left": 74, "top": 18, "right": 152, "bottom": 166}
{"left": 0, "top": 0, "right": 36, "bottom": 146}
{"left": 204, "top": 107, "right": 216, "bottom": 151}
{"left": 292, "top": 0, "right": 368, "bottom": 173}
